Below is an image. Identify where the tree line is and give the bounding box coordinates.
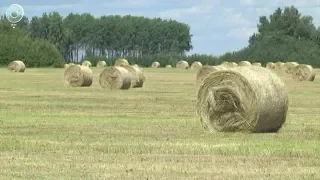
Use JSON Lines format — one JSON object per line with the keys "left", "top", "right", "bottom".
{"left": 0, "top": 6, "right": 319, "bottom": 67}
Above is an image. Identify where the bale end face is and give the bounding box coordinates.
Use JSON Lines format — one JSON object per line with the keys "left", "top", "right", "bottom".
{"left": 64, "top": 65, "right": 93, "bottom": 87}
{"left": 197, "top": 66, "right": 288, "bottom": 133}
{"left": 292, "top": 64, "right": 316, "bottom": 81}
{"left": 99, "top": 66, "right": 131, "bottom": 89}
{"left": 8, "top": 60, "right": 25, "bottom": 72}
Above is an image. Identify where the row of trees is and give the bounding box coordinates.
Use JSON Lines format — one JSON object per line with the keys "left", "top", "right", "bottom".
{"left": 0, "top": 6, "right": 320, "bottom": 67}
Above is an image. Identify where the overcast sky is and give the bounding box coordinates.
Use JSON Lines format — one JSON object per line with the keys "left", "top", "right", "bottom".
{"left": 1, "top": 0, "right": 320, "bottom": 55}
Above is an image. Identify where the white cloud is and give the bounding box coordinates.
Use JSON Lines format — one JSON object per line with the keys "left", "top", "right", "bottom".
{"left": 159, "top": 5, "right": 214, "bottom": 20}
{"left": 220, "top": 8, "right": 252, "bottom": 27}
{"left": 226, "top": 27, "right": 257, "bottom": 38}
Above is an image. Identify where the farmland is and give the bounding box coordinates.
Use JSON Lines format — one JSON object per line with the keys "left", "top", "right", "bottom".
{"left": 0, "top": 67, "right": 319, "bottom": 179}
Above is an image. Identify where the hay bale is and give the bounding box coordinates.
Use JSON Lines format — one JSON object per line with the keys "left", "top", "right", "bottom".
{"left": 68, "top": 62, "right": 75, "bottom": 65}
{"left": 197, "top": 66, "right": 288, "bottom": 133}
{"left": 97, "top": 61, "right": 107, "bottom": 68}
{"left": 64, "top": 65, "right": 93, "bottom": 87}
{"left": 115, "top": 59, "right": 129, "bottom": 66}
{"left": 196, "top": 65, "right": 227, "bottom": 83}
{"left": 8, "top": 60, "right": 25, "bottom": 72}
{"left": 274, "top": 62, "right": 284, "bottom": 69}
{"left": 266, "top": 62, "right": 275, "bottom": 69}
{"left": 120, "top": 64, "right": 145, "bottom": 87}
{"left": 292, "top": 64, "right": 316, "bottom": 81}
{"left": 238, "top": 61, "right": 251, "bottom": 66}
{"left": 82, "top": 60, "right": 92, "bottom": 67}
{"left": 284, "top": 62, "right": 299, "bottom": 74}
{"left": 152, "top": 61, "right": 160, "bottom": 68}
{"left": 252, "top": 62, "right": 261, "bottom": 66}
{"left": 99, "top": 66, "right": 131, "bottom": 89}
{"left": 191, "top": 61, "right": 203, "bottom": 70}
{"left": 133, "top": 64, "right": 139, "bottom": 68}
{"left": 176, "top": 60, "right": 189, "bottom": 69}
{"left": 64, "top": 64, "right": 70, "bottom": 69}
{"left": 165, "top": 65, "right": 172, "bottom": 68}
{"left": 221, "top": 62, "right": 237, "bottom": 68}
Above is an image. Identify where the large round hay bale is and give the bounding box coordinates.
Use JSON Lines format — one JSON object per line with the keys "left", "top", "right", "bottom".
{"left": 97, "top": 61, "right": 107, "bottom": 68}
{"left": 114, "top": 59, "right": 129, "bottom": 66}
{"left": 64, "top": 65, "right": 93, "bottom": 87}
{"left": 8, "top": 60, "right": 25, "bottom": 72}
{"left": 165, "top": 65, "right": 172, "bottom": 68}
{"left": 99, "top": 66, "right": 131, "bottom": 89}
{"left": 196, "top": 65, "right": 227, "bottom": 83}
{"left": 238, "top": 61, "right": 251, "bottom": 66}
{"left": 284, "top": 62, "right": 299, "bottom": 74}
{"left": 152, "top": 61, "right": 160, "bottom": 68}
{"left": 274, "top": 62, "right": 284, "bottom": 69}
{"left": 197, "top": 66, "right": 288, "bottom": 133}
{"left": 252, "top": 62, "right": 261, "bottom": 66}
{"left": 266, "top": 62, "right": 275, "bottom": 69}
{"left": 191, "top": 61, "right": 203, "bottom": 70}
{"left": 64, "top": 64, "right": 70, "bottom": 69}
{"left": 176, "top": 60, "right": 189, "bottom": 69}
{"left": 120, "top": 64, "right": 145, "bottom": 87}
{"left": 82, "top": 60, "right": 92, "bottom": 67}
{"left": 292, "top": 64, "right": 316, "bottom": 81}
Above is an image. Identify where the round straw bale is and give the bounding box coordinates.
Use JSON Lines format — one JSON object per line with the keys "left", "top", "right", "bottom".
{"left": 68, "top": 62, "right": 75, "bottom": 66}
{"left": 82, "top": 60, "right": 92, "bottom": 67}
{"left": 197, "top": 66, "right": 288, "bottom": 133}
{"left": 274, "top": 62, "right": 284, "bottom": 69}
{"left": 133, "top": 64, "right": 139, "bottom": 68}
{"left": 165, "top": 65, "right": 172, "bottom": 68}
{"left": 64, "top": 65, "right": 93, "bottom": 87}
{"left": 196, "top": 65, "right": 227, "bottom": 83}
{"left": 221, "top": 61, "right": 228, "bottom": 65}
{"left": 252, "top": 62, "right": 261, "bottom": 66}
{"left": 120, "top": 64, "right": 145, "bottom": 87}
{"left": 152, "top": 61, "right": 160, "bottom": 68}
{"left": 99, "top": 66, "right": 131, "bottom": 89}
{"left": 176, "top": 60, "right": 189, "bottom": 69}
{"left": 191, "top": 61, "right": 203, "bottom": 70}
{"left": 266, "top": 62, "right": 275, "bottom": 69}
{"left": 221, "top": 62, "right": 237, "bottom": 68}
{"left": 292, "top": 64, "right": 316, "bottom": 81}
{"left": 97, "top": 61, "right": 107, "bottom": 68}
{"left": 64, "top": 64, "right": 70, "bottom": 69}
{"left": 8, "top": 60, "right": 25, "bottom": 72}
{"left": 238, "top": 61, "right": 251, "bottom": 66}
{"left": 284, "top": 62, "right": 299, "bottom": 74}
{"left": 114, "top": 59, "right": 129, "bottom": 66}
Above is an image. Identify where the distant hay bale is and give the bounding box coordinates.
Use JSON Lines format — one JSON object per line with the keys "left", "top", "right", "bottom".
{"left": 274, "top": 62, "right": 285, "bottom": 69}
{"left": 97, "top": 61, "right": 107, "bottom": 68}
{"left": 292, "top": 64, "right": 316, "bottom": 81}
{"left": 284, "top": 62, "right": 299, "bottom": 74}
{"left": 176, "top": 60, "right": 189, "bottom": 69}
{"left": 120, "top": 64, "right": 145, "bottom": 87}
{"left": 82, "top": 60, "right": 92, "bottom": 67}
{"left": 114, "top": 59, "right": 129, "bottom": 66}
{"left": 64, "top": 65, "right": 93, "bottom": 87}
{"left": 252, "top": 62, "right": 261, "bottom": 66}
{"left": 64, "top": 64, "right": 70, "bottom": 69}
{"left": 99, "top": 66, "right": 131, "bottom": 89}
{"left": 266, "top": 62, "right": 275, "bottom": 69}
{"left": 221, "top": 61, "right": 228, "bottom": 65}
{"left": 238, "top": 61, "right": 251, "bottom": 66}
{"left": 191, "top": 61, "right": 203, "bottom": 70}
{"left": 133, "top": 64, "right": 139, "bottom": 68}
{"left": 152, "top": 61, "right": 160, "bottom": 68}
{"left": 68, "top": 62, "right": 75, "bottom": 66}
{"left": 165, "top": 65, "right": 172, "bottom": 68}
{"left": 196, "top": 65, "right": 227, "bottom": 84}
{"left": 197, "top": 66, "right": 288, "bottom": 133}
{"left": 8, "top": 60, "right": 25, "bottom": 72}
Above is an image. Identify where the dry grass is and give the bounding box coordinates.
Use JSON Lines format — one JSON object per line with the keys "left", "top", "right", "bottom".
{"left": 0, "top": 67, "right": 319, "bottom": 179}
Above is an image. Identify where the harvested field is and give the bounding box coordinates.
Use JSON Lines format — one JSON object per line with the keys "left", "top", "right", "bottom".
{"left": 0, "top": 67, "right": 319, "bottom": 179}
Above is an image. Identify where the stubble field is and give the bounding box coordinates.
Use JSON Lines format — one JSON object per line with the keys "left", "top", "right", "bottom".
{"left": 0, "top": 67, "right": 319, "bottom": 179}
